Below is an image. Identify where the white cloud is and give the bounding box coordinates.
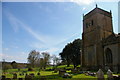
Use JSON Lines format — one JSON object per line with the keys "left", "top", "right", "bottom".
{"left": 30, "top": 42, "right": 46, "bottom": 49}
{"left": 2, "top": 0, "right": 67, "bottom": 2}
{"left": 7, "top": 11, "right": 75, "bottom": 48}
{"left": 14, "top": 46, "right": 19, "bottom": 48}
{"left": 3, "top": 48, "right": 9, "bottom": 51}
{"left": 4, "top": 5, "right": 82, "bottom": 60}
{"left": 70, "top": 0, "right": 94, "bottom": 5}
{"left": 0, "top": 53, "right": 27, "bottom": 62}
{"left": 44, "top": 47, "right": 59, "bottom": 54}
{"left": 21, "top": 52, "right": 26, "bottom": 55}
{"left": 82, "top": 7, "right": 86, "bottom": 11}
{"left": 94, "top": 0, "right": 119, "bottom": 2}
{"left": 6, "top": 11, "right": 48, "bottom": 44}
{"left": 10, "top": 45, "right": 19, "bottom": 49}
{"left": 2, "top": 0, "right": 119, "bottom": 3}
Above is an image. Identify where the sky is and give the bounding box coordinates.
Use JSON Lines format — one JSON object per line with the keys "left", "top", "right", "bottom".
{"left": 1, "top": 0, "right": 119, "bottom": 63}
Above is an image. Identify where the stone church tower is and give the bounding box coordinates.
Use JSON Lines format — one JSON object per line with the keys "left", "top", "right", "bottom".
{"left": 82, "top": 5, "right": 114, "bottom": 69}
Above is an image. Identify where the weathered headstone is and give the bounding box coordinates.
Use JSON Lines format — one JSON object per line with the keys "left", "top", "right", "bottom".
{"left": 6, "top": 78, "right": 11, "bottom": 80}
{"left": 37, "top": 72, "right": 40, "bottom": 75}
{"left": 13, "top": 73, "right": 17, "bottom": 79}
{"left": 59, "top": 70, "right": 66, "bottom": 76}
{"left": 62, "top": 73, "right": 72, "bottom": 78}
{"left": 18, "top": 68, "right": 20, "bottom": 71}
{"left": 19, "top": 78, "right": 23, "bottom": 80}
{"left": 25, "top": 75, "right": 33, "bottom": 80}
{"left": 25, "top": 73, "right": 28, "bottom": 76}
{"left": 30, "top": 73, "right": 34, "bottom": 77}
{"left": 113, "top": 75, "right": 120, "bottom": 80}
{"left": 107, "top": 69, "right": 113, "bottom": 80}
{"left": 1, "top": 75, "right": 6, "bottom": 80}
{"left": 19, "top": 73, "right": 22, "bottom": 76}
{"left": 71, "top": 69, "right": 79, "bottom": 74}
{"left": 96, "top": 69, "right": 104, "bottom": 80}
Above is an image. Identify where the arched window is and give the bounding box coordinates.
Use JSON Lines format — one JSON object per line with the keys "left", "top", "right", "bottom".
{"left": 105, "top": 48, "right": 113, "bottom": 64}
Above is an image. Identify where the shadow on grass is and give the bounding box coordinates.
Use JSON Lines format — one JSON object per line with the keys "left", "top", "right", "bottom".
{"left": 34, "top": 74, "right": 98, "bottom": 80}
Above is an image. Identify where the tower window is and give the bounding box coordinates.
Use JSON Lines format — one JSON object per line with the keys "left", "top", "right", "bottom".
{"left": 91, "top": 20, "right": 94, "bottom": 25}
{"left": 86, "top": 23, "right": 88, "bottom": 28}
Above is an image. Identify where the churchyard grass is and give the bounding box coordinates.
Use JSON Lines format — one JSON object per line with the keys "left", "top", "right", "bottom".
{"left": 2, "top": 65, "right": 120, "bottom": 79}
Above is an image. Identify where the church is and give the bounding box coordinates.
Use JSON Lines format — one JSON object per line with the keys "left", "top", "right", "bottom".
{"left": 81, "top": 5, "right": 120, "bottom": 72}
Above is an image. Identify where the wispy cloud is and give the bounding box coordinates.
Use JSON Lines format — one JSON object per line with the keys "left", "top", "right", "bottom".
{"left": 30, "top": 32, "right": 80, "bottom": 54}
{"left": 2, "top": 0, "right": 67, "bottom": 2}
{"left": 70, "top": 0, "right": 120, "bottom": 5}
{"left": 41, "top": 47, "right": 59, "bottom": 54}
{"left": 38, "top": 4, "right": 52, "bottom": 13}
{"left": 70, "top": 0, "right": 94, "bottom": 5}
{"left": 30, "top": 42, "right": 46, "bottom": 49}
{"left": 0, "top": 53, "right": 27, "bottom": 62}
{"left": 3, "top": 48, "right": 9, "bottom": 51}
{"left": 2, "top": 0, "right": 119, "bottom": 3}
{"left": 4, "top": 6, "right": 81, "bottom": 57}
{"left": 5, "top": 11, "right": 76, "bottom": 52}
{"left": 6, "top": 11, "right": 47, "bottom": 44}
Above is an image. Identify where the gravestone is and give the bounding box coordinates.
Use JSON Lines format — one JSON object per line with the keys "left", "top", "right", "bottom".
{"left": 107, "top": 69, "right": 113, "bottom": 80}
{"left": 22, "top": 73, "right": 24, "bottom": 75}
{"left": 25, "top": 75, "right": 33, "bottom": 80}
{"left": 6, "top": 78, "right": 11, "bottom": 80}
{"left": 30, "top": 73, "right": 34, "bottom": 77}
{"left": 19, "top": 78, "right": 23, "bottom": 80}
{"left": 59, "top": 70, "right": 66, "bottom": 76}
{"left": 18, "top": 68, "right": 20, "bottom": 71}
{"left": 113, "top": 75, "right": 120, "bottom": 80}
{"left": 13, "top": 73, "right": 17, "bottom": 79}
{"left": 25, "top": 73, "right": 28, "bottom": 76}
{"left": 71, "top": 69, "right": 79, "bottom": 74}
{"left": 62, "top": 73, "right": 72, "bottom": 78}
{"left": 37, "top": 72, "right": 40, "bottom": 75}
{"left": 20, "top": 73, "right": 22, "bottom": 76}
{"left": 1, "top": 75, "right": 6, "bottom": 80}
{"left": 96, "top": 69, "right": 104, "bottom": 80}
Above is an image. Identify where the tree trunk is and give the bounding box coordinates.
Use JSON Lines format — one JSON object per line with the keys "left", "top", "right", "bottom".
{"left": 74, "top": 64, "right": 77, "bottom": 69}
{"left": 67, "top": 64, "right": 70, "bottom": 67}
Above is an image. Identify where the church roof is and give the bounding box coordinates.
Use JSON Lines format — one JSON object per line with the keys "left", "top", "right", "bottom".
{"left": 83, "top": 6, "right": 112, "bottom": 20}
{"left": 103, "top": 33, "right": 120, "bottom": 46}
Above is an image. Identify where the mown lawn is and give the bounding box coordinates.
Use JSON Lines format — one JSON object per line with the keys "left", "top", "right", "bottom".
{"left": 2, "top": 70, "right": 97, "bottom": 79}
{"left": 2, "top": 65, "right": 120, "bottom": 79}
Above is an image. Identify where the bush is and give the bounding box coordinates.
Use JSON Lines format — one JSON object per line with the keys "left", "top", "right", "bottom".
{"left": 2, "top": 64, "right": 12, "bottom": 72}
{"left": 28, "top": 67, "right": 34, "bottom": 71}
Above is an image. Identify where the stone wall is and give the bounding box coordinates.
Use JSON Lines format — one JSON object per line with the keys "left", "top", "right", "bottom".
{"left": 104, "top": 43, "right": 120, "bottom": 72}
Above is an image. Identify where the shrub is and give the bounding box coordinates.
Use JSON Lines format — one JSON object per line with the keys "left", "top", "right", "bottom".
{"left": 28, "top": 67, "right": 34, "bottom": 71}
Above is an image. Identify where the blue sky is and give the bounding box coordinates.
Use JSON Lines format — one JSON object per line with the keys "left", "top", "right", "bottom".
{"left": 2, "top": 1, "right": 118, "bottom": 63}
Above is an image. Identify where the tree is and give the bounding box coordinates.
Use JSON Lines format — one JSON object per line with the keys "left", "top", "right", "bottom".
{"left": 71, "top": 39, "right": 82, "bottom": 68}
{"left": 39, "top": 58, "right": 44, "bottom": 70}
{"left": 59, "top": 39, "right": 82, "bottom": 68}
{"left": 41, "top": 52, "right": 50, "bottom": 69}
{"left": 11, "top": 61, "right": 17, "bottom": 69}
{"left": 59, "top": 43, "right": 72, "bottom": 67}
{"left": 52, "top": 55, "right": 61, "bottom": 68}
{"left": 2, "top": 59, "right": 12, "bottom": 72}
{"left": 27, "top": 50, "right": 40, "bottom": 68}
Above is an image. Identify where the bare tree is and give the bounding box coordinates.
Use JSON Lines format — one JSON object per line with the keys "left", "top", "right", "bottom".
{"left": 27, "top": 50, "right": 40, "bottom": 68}
{"left": 41, "top": 52, "right": 50, "bottom": 69}
{"left": 52, "top": 55, "right": 61, "bottom": 67}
